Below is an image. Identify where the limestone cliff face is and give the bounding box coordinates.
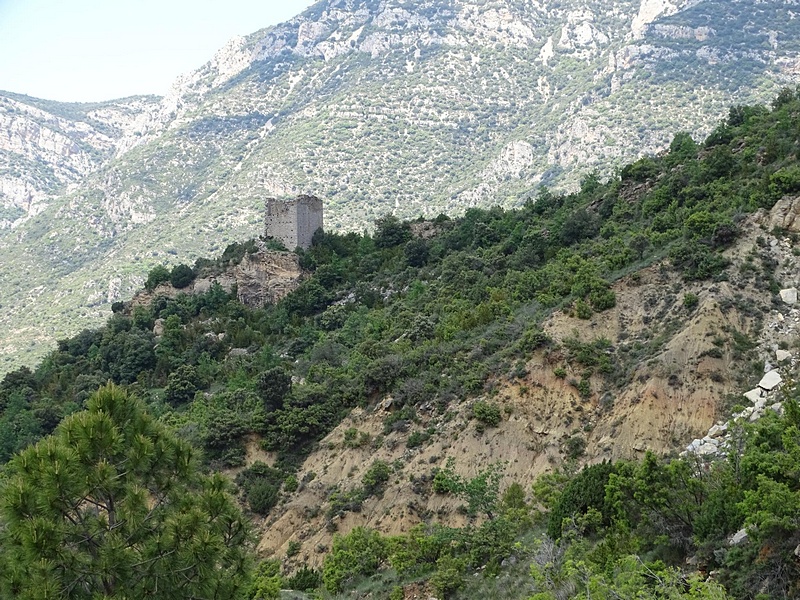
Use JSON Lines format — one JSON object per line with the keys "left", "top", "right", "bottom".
{"left": 0, "top": 94, "right": 160, "bottom": 228}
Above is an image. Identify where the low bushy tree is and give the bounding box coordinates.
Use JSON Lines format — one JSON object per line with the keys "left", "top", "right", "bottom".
{"left": 170, "top": 263, "right": 195, "bottom": 288}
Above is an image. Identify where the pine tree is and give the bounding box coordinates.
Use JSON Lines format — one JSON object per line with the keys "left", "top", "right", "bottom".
{"left": 0, "top": 383, "right": 251, "bottom": 599}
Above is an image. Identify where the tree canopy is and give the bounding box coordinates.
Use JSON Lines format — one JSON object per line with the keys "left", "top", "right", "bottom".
{"left": 0, "top": 384, "right": 251, "bottom": 600}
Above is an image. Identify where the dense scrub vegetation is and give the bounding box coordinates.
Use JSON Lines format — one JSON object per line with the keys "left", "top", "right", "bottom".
{"left": 2, "top": 90, "right": 800, "bottom": 597}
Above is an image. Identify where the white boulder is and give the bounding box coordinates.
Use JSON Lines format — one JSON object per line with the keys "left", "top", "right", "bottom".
{"left": 743, "top": 388, "right": 763, "bottom": 403}
{"left": 696, "top": 442, "right": 719, "bottom": 456}
{"left": 758, "top": 370, "right": 782, "bottom": 391}
{"left": 729, "top": 529, "right": 748, "bottom": 546}
{"left": 708, "top": 423, "right": 727, "bottom": 438}
{"left": 780, "top": 287, "right": 798, "bottom": 304}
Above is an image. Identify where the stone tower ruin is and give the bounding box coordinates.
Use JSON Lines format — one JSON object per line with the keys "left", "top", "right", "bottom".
{"left": 264, "top": 195, "right": 323, "bottom": 250}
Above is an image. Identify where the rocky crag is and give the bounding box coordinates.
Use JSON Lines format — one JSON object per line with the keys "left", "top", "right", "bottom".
{"left": 129, "top": 250, "right": 304, "bottom": 311}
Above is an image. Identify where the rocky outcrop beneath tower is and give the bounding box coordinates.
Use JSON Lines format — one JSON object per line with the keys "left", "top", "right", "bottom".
{"left": 233, "top": 251, "right": 303, "bottom": 307}
{"left": 130, "top": 250, "right": 303, "bottom": 310}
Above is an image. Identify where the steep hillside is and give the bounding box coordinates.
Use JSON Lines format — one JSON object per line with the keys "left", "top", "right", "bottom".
{"left": 260, "top": 202, "right": 799, "bottom": 570}
{"left": 5, "top": 92, "right": 800, "bottom": 598}
{"left": 0, "top": 92, "right": 160, "bottom": 226}
{"left": 3, "top": 0, "right": 800, "bottom": 374}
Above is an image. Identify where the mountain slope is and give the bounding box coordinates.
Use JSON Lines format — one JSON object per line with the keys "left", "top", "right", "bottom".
{"left": 3, "top": 0, "right": 800, "bottom": 373}
{"left": 5, "top": 91, "right": 800, "bottom": 597}
{"left": 0, "top": 93, "right": 160, "bottom": 226}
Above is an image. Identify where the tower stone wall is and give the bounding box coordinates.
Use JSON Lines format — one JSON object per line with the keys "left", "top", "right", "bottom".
{"left": 264, "top": 195, "right": 323, "bottom": 250}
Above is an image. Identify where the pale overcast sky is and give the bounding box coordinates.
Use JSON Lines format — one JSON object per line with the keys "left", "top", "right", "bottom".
{"left": 0, "top": 0, "right": 317, "bottom": 102}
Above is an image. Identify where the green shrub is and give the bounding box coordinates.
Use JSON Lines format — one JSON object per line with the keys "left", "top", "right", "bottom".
{"left": 284, "top": 474, "right": 298, "bottom": 493}
{"left": 430, "top": 554, "right": 466, "bottom": 598}
{"left": 589, "top": 287, "right": 616, "bottom": 311}
{"left": 433, "top": 459, "right": 461, "bottom": 495}
{"left": 286, "top": 540, "right": 302, "bottom": 557}
{"left": 621, "top": 156, "right": 660, "bottom": 182}
{"left": 670, "top": 242, "right": 729, "bottom": 280}
{"left": 683, "top": 292, "right": 699, "bottom": 309}
{"left": 163, "top": 364, "right": 201, "bottom": 406}
{"left": 247, "top": 480, "right": 280, "bottom": 515}
{"left": 249, "top": 559, "right": 283, "bottom": 600}
{"left": 374, "top": 215, "right": 412, "bottom": 248}
{"left": 547, "top": 461, "right": 615, "bottom": 539}
{"left": 472, "top": 400, "right": 501, "bottom": 427}
{"left": 563, "top": 435, "right": 587, "bottom": 461}
{"left": 170, "top": 263, "right": 195, "bottom": 288}
{"left": 575, "top": 299, "right": 593, "bottom": 319}
{"left": 322, "top": 527, "right": 387, "bottom": 592}
{"left": 407, "top": 430, "right": 431, "bottom": 448}
{"left": 383, "top": 406, "right": 417, "bottom": 434}
{"left": 770, "top": 165, "right": 800, "bottom": 196}
{"left": 343, "top": 427, "right": 371, "bottom": 448}
{"left": 286, "top": 566, "right": 321, "bottom": 592}
{"left": 389, "top": 586, "right": 405, "bottom": 600}
{"left": 236, "top": 462, "right": 285, "bottom": 515}
{"left": 145, "top": 265, "right": 171, "bottom": 290}
{"left": 362, "top": 460, "right": 392, "bottom": 496}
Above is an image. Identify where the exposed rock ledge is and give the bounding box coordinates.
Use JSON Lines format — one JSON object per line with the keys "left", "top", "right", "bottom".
{"left": 767, "top": 194, "right": 800, "bottom": 232}
{"left": 130, "top": 251, "right": 303, "bottom": 310}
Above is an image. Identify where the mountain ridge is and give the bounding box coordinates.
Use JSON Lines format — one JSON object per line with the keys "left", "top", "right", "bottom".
{"left": 2, "top": 0, "right": 800, "bottom": 374}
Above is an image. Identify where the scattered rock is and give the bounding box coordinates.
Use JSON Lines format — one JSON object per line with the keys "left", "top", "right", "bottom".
{"left": 780, "top": 287, "right": 798, "bottom": 304}
{"left": 696, "top": 442, "right": 718, "bottom": 456}
{"left": 764, "top": 360, "right": 774, "bottom": 373}
{"left": 776, "top": 349, "right": 792, "bottom": 362}
{"left": 501, "top": 555, "right": 517, "bottom": 567}
{"left": 708, "top": 423, "right": 727, "bottom": 438}
{"left": 758, "top": 370, "right": 782, "bottom": 391}
{"left": 228, "top": 348, "right": 249, "bottom": 357}
{"left": 153, "top": 318, "right": 165, "bottom": 336}
{"left": 729, "top": 529, "right": 748, "bottom": 546}
{"left": 743, "top": 388, "right": 763, "bottom": 403}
